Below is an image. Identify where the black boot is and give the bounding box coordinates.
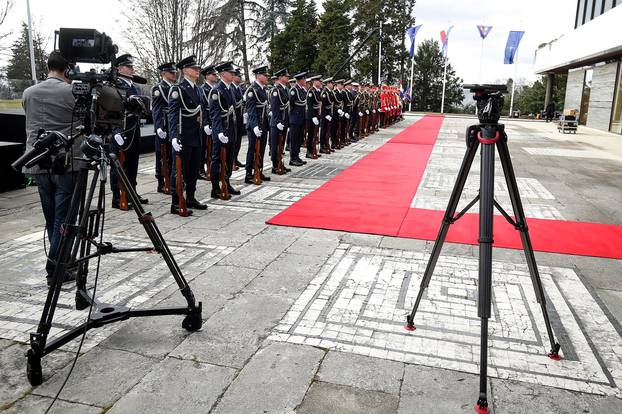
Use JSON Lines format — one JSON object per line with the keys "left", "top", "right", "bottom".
{"left": 156, "top": 177, "right": 165, "bottom": 193}
{"left": 186, "top": 195, "right": 207, "bottom": 210}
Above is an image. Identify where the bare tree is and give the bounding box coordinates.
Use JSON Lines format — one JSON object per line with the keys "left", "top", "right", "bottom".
{"left": 122, "top": 0, "right": 217, "bottom": 82}
{"left": 0, "top": 0, "right": 15, "bottom": 55}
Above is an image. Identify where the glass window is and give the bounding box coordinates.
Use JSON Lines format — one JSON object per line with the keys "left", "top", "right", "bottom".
{"left": 594, "top": 0, "right": 604, "bottom": 17}
{"left": 603, "top": 0, "right": 617, "bottom": 13}
{"left": 585, "top": 0, "right": 595, "bottom": 24}
{"left": 576, "top": 0, "right": 587, "bottom": 27}
{"left": 580, "top": 69, "right": 593, "bottom": 125}
{"left": 610, "top": 63, "right": 622, "bottom": 134}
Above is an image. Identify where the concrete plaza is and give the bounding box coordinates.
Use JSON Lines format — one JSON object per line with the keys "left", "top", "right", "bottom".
{"left": 1, "top": 114, "right": 621, "bottom": 413}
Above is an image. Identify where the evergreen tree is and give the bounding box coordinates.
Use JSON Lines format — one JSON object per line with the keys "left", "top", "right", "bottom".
{"left": 268, "top": 0, "right": 318, "bottom": 74}
{"left": 410, "top": 39, "right": 463, "bottom": 112}
{"left": 4, "top": 22, "right": 48, "bottom": 90}
{"left": 313, "top": 0, "right": 352, "bottom": 78}
{"left": 352, "top": 0, "right": 416, "bottom": 83}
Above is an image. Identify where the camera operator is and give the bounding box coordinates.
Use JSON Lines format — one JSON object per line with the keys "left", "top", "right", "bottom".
{"left": 21, "top": 51, "right": 82, "bottom": 288}
{"left": 110, "top": 53, "right": 149, "bottom": 208}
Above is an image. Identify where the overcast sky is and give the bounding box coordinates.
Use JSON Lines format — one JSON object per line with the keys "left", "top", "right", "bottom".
{"left": 2, "top": 0, "right": 576, "bottom": 83}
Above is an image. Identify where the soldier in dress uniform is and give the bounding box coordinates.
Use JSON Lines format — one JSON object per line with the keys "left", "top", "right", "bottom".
{"left": 305, "top": 75, "right": 322, "bottom": 159}
{"left": 288, "top": 71, "right": 308, "bottom": 167}
{"left": 269, "top": 68, "right": 292, "bottom": 174}
{"left": 167, "top": 55, "right": 208, "bottom": 215}
{"left": 332, "top": 79, "right": 344, "bottom": 149}
{"left": 208, "top": 61, "right": 240, "bottom": 197}
{"left": 232, "top": 69, "right": 245, "bottom": 169}
{"left": 111, "top": 53, "right": 148, "bottom": 209}
{"left": 349, "top": 82, "right": 360, "bottom": 142}
{"left": 244, "top": 65, "right": 271, "bottom": 184}
{"left": 342, "top": 80, "right": 354, "bottom": 145}
{"left": 199, "top": 65, "right": 218, "bottom": 180}
{"left": 151, "top": 62, "right": 177, "bottom": 193}
{"left": 319, "top": 77, "right": 335, "bottom": 154}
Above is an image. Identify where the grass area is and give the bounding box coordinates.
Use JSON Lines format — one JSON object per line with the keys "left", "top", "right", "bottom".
{"left": 0, "top": 99, "right": 22, "bottom": 109}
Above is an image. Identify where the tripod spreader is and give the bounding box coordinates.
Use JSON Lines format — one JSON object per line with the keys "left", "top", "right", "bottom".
{"left": 404, "top": 122, "right": 562, "bottom": 414}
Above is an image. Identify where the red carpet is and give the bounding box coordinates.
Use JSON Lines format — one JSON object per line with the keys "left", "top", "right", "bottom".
{"left": 267, "top": 115, "right": 622, "bottom": 259}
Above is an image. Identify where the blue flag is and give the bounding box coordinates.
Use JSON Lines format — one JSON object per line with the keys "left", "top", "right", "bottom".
{"left": 504, "top": 31, "right": 525, "bottom": 64}
{"left": 406, "top": 25, "right": 422, "bottom": 58}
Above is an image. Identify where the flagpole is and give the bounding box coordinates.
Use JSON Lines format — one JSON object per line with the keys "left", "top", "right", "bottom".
{"left": 478, "top": 37, "right": 484, "bottom": 82}
{"left": 26, "top": 0, "right": 37, "bottom": 84}
{"left": 509, "top": 48, "right": 519, "bottom": 117}
{"left": 377, "top": 21, "right": 383, "bottom": 83}
{"left": 440, "top": 55, "right": 448, "bottom": 114}
{"left": 408, "top": 57, "right": 414, "bottom": 112}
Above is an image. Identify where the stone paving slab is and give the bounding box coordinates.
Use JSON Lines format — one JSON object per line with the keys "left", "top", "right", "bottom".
{"left": 296, "top": 381, "right": 400, "bottom": 414}
{"left": 107, "top": 357, "right": 237, "bottom": 414}
{"left": 32, "top": 347, "right": 156, "bottom": 408}
{"left": 212, "top": 342, "right": 324, "bottom": 414}
{"left": 2, "top": 395, "right": 103, "bottom": 414}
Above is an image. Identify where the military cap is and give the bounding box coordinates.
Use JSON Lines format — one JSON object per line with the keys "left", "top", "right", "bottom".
{"left": 201, "top": 65, "right": 217, "bottom": 76}
{"left": 308, "top": 74, "right": 322, "bottom": 82}
{"left": 157, "top": 62, "right": 177, "bottom": 73}
{"left": 351, "top": 82, "right": 360, "bottom": 87}
{"left": 288, "top": 79, "right": 295, "bottom": 84}
{"left": 116, "top": 54, "right": 134, "bottom": 67}
{"left": 274, "top": 68, "right": 289, "bottom": 77}
{"left": 270, "top": 75, "right": 277, "bottom": 81}
{"left": 322, "top": 77, "right": 334, "bottom": 84}
{"left": 335, "top": 79, "right": 345, "bottom": 84}
{"left": 293, "top": 71, "right": 308, "bottom": 80}
{"left": 177, "top": 55, "right": 200, "bottom": 69}
{"left": 215, "top": 61, "right": 236, "bottom": 73}
{"left": 233, "top": 68, "right": 242, "bottom": 77}
{"left": 344, "top": 80, "right": 352, "bottom": 86}
{"left": 253, "top": 65, "right": 269, "bottom": 75}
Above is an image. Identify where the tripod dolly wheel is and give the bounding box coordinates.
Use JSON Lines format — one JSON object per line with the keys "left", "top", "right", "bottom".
{"left": 182, "top": 302, "right": 203, "bottom": 332}
{"left": 26, "top": 349, "right": 43, "bottom": 386}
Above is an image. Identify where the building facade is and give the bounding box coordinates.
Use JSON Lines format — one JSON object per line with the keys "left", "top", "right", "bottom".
{"left": 534, "top": 1, "right": 622, "bottom": 134}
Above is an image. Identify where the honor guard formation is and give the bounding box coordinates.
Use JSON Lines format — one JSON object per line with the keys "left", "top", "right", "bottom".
{"left": 125, "top": 54, "right": 405, "bottom": 217}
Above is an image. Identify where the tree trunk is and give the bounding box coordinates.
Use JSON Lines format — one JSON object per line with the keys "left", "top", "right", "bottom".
{"left": 239, "top": 0, "right": 250, "bottom": 82}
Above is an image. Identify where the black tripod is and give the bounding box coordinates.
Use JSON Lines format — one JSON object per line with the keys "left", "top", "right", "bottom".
{"left": 404, "top": 85, "right": 561, "bottom": 414}
{"left": 26, "top": 136, "right": 202, "bottom": 386}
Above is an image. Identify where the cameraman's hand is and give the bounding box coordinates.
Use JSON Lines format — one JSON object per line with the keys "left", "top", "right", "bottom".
{"left": 218, "top": 133, "right": 229, "bottom": 144}
{"left": 114, "top": 133, "right": 125, "bottom": 146}
{"left": 253, "top": 126, "right": 262, "bottom": 137}
{"left": 204, "top": 125, "right": 212, "bottom": 136}
{"left": 157, "top": 128, "right": 167, "bottom": 140}
{"left": 172, "top": 138, "right": 182, "bottom": 152}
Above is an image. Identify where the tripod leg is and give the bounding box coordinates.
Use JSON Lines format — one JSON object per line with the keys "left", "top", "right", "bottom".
{"left": 28, "top": 167, "right": 90, "bottom": 385}
{"left": 110, "top": 157, "right": 202, "bottom": 331}
{"left": 496, "top": 137, "right": 561, "bottom": 359}
{"left": 405, "top": 127, "right": 480, "bottom": 330}
{"left": 474, "top": 132, "right": 496, "bottom": 414}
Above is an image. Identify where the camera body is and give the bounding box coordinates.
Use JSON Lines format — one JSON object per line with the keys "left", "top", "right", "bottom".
{"left": 463, "top": 84, "right": 508, "bottom": 124}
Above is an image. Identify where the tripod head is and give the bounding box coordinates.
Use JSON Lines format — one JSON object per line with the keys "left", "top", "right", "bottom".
{"left": 464, "top": 84, "right": 508, "bottom": 124}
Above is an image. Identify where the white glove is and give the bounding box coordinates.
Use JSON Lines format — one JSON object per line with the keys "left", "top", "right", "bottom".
{"left": 372, "top": 109, "right": 376, "bottom": 114}
{"left": 243, "top": 113, "right": 248, "bottom": 124}
{"left": 277, "top": 122, "right": 284, "bottom": 131}
{"left": 358, "top": 112, "right": 363, "bottom": 117}
{"left": 366, "top": 110, "right": 370, "bottom": 115}
{"left": 218, "top": 133, "right": 229, "bottom": 144}
{"left": 345, "top": 113, "right": 350, "bottom": 120}
{"left": 269, "top": 111, "right": 272, "bottom": 117}
{"left": 172, "top": 138, "right": 182, "bottom": 152}
{"left": 114, "top": 133, "right": 125, "bottom": 146}
{"left": 204, "top": 125, "right": 212, "bottom": 135}
{"left": 156, "top": 128, "right": 167, "bottom": 140}
{"left": 325, "top": 115, "right": 332, "bottom": 122}
{"left": 338, "top": 109, "right": 344, "bottom": 116}
{"left": 312, "top": 117, "right": 319, "bottom": 126}
{"left": 253, "top": 126, "right": 262, "bottom": 137}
